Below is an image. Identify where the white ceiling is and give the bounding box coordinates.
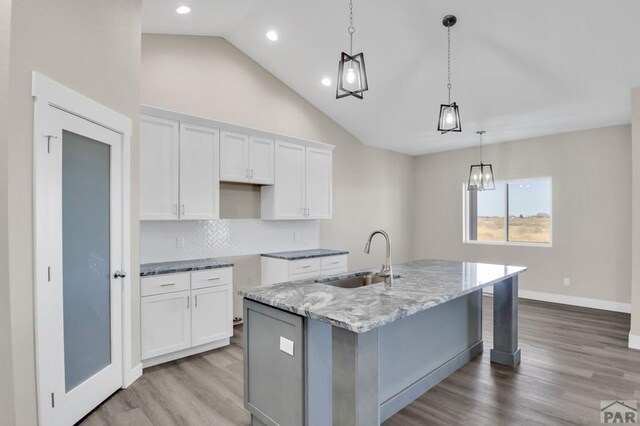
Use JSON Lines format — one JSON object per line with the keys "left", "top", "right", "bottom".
{"left": 142, "top": 0, "right": 640, "bottom": 155}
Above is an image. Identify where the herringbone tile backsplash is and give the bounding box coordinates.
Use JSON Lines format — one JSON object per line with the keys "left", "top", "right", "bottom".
{"left": 140, "top": 219, "right": 320, "bottom": 263}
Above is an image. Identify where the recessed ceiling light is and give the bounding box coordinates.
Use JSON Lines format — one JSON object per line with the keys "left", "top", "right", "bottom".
{"left": 176, "top": 5, "right": 191, "bottom": 14}
{"left": 321, "top": 78, "right": 332, "bottom": 87}
{"left": 266, "top": 30, "right": 279, "bottom": 41}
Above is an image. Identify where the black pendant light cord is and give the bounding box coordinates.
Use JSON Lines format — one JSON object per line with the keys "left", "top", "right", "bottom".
{"left": 447, "top": 25, "right": 452, "bottom": 104}
{"left": 348, "top": 0, "right": 355, "bottom": 56}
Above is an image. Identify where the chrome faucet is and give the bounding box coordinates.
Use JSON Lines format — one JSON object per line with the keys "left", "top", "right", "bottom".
{"left": 364, "top": 230, "right": 394, "bottom": 285}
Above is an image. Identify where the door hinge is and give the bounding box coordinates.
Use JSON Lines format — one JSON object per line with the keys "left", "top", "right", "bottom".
{"left": 51, "top": 392, "right": 55, "bottom": 408}
{"left": 47, "top": 266, "right": 51, "bottom": 282}
{"left": 45, "top": 135, "right": 58, "bottom": 154}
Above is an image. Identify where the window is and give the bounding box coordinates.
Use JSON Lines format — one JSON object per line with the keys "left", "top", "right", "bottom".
{"left": 465, "top": 178, "right": 552, "bottom": 246}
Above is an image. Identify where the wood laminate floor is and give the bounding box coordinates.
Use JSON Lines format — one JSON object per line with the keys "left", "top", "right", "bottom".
{"left": 81, "top": 297, "right": 639, "bottom": 425}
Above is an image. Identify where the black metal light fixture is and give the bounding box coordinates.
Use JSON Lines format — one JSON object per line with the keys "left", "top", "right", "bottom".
{"left": 468, "top": 131, "right": 495, "bottom": 191}
{"left": 336, "top": 0, "right": 369, "bottom": 99}
{"left": 438, "top": 14, "right": 462, "bottom": 133}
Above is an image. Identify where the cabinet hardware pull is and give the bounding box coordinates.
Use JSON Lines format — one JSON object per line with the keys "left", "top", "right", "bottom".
{"left": 160, "top": 283, "right": 175, "bottom": 287}
{"left": 195, "top": 295, "right": 198, "bottom": 308}
{"left": 207, "top": 277, "right": 220, "bottom": 281}
{"left": 173, "top": 204, "right": 178, "bottom": 215}
{"left": 250, "top": 169, "right": 254, "bottom": 179}
{"left": 301, "top": 265, "right": 312, "bottom": 269}
{"left": 331, "top": 261, "right": 340, "bottom": 265}
{"left": 186, "top": 295, "right": 190, "bottom": 309}
{"left": 181, "top": 204, "right": 185, "bottom": 215}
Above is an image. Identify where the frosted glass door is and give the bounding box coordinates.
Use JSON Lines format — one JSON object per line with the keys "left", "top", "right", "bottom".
{"left": 62, "top": 130, "right": 112, "bottom": 391}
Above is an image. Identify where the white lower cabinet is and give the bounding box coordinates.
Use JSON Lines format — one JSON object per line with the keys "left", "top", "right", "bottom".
{"left": 191, "top": 285, "right": 233, "bottom": 347}
{"left": 261, "top": 254, "right": 348, "bottom": 286}
{"left": 141, "top": 267, "right": 233, "bottom": 367}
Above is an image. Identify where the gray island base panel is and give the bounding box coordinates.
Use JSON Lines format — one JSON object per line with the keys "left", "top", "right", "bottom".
{"left": 241, "top": 259, "right": 527, "bottom": 426}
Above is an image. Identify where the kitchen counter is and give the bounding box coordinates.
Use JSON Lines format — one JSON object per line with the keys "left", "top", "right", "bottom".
{"left": 239, "top": 258, "right": 526, "bottom": 333}
{"left": 260, "top": 248, "right": 348, "bottom": 260}
{"left": 242, "top": 258, "right": 527, "bottom": 425}
{"left": 140, "top": 258, "right": 234, "bottom": 277}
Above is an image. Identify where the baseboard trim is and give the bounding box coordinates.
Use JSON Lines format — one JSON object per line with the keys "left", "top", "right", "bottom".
{"left": 483, "top": 288, "right": 630, "bottom": 313}
{"left": 142, "top": 338, "right": 230, "bottom": 369}
{"left": 124, "top": 363, "right": 142, "bottom": 388}
{"left": 628, "top": 334, "right": 640, "bottom": 350}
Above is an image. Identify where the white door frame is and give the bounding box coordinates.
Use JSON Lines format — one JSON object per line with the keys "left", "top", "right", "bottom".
{"left": 32, "top": 72, "right": 136, "bottom": 424}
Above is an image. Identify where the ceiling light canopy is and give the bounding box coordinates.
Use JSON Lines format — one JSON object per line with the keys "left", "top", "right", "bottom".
{"left": 266, "top": 30, "right": 279, "bottom": 41}
{"left": 438, "top": 15, "right": 462, "bottom": 134}
{"left": 175, "top": 5, "right": 191, "bottom": 14}
{"left": 468, "top": 131, "right": 495, "bottom": 191}
{"left": 336, "top": 0, "right": 369, "bottom": 99}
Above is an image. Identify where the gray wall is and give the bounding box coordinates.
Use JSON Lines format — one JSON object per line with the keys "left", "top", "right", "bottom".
{"left": 141, "top": 34, "right": 416, "bottom": 294}
{"left": 0, "top": 0, "right": 15, "bottom": 421}
{"left": 4, "top": 0, "right": 141, "bottom": 423}
{"left": 413, "top": 125, "right": 632, "bottom": 305}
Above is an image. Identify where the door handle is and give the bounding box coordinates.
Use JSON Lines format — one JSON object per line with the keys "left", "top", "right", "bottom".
{"left": 113, "top": 271, "right": 127, "bottom": 279}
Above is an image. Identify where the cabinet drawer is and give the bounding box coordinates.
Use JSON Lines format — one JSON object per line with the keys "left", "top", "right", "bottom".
{"left": 288, "top": 270, "right": 321, "bottom": 281}
{"left": 141, "top": 273, "right": 190, "bottom": 297}
{"left": 191, "top": 268, "right": 233, "bottom": 290}
{"left": 288, "top": 258, "right": 321, "bottom": 275}
{"left": 321, "top": 255, "right": 347, "bottom": 271}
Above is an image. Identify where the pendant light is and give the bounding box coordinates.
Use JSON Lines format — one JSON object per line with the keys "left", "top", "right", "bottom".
{"left": 336, "top": 0, "right": 369, "bottom": 99}
{"left": 468, "top": 131, "right": 495, "bottom": 191}
{"left": 438, "top": 15, "right": 462, "bottom": 133}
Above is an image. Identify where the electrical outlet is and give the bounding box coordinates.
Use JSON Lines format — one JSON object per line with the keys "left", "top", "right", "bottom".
{"left": 177, "top": 237, "right": 186, "bottom": 248}
{"left": 293, "top": 231, "right": 300, "bottom": 241}
{"left": 563, "top": 277, "right": 570, "bottom": 286}
{"left": 280, "top": 336, "right": 294, "bottom": 356}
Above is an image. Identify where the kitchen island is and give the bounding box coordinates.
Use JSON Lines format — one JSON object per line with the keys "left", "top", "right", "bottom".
{"left": 239, "top": 259, "right": 527, "bottom": 426}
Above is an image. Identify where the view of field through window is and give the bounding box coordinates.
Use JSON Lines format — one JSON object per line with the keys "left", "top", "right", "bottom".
{"left": 471, "top": 180, "right": 551, "bottom": 244}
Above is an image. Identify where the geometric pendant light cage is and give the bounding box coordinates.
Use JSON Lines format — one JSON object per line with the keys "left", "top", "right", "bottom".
{"left": 438, "top": 14, "right": 462, "bottom": 133}
{"left": 336, "top": 0, "right": 369, "bottom": 99}
{"left": 468, "top": 131, "right": 495, "bottom": 191}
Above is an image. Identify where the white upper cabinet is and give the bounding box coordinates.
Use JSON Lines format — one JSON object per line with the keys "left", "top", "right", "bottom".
{"left": 261, "top": 141, "right": 333, "bottom": 220}
{"left": 220, "top": 131, "right": 249, "bottom": 183}
{"left": 248, "top": 136, "right": 275, "bottom": 184}
{"left": 305, "top": 148, "right": 333, "bottom": 219}
{"left": 140, "top": 115, "right": 219, "bottom": 221}
{"left": 220, "top": 131, "right": 274, "bottom": 185}
{"left": 179, "top": 123, "right": 220, "bottom": 220}
{"left": 140, "top": 115, "right": 180, "bottom": 220}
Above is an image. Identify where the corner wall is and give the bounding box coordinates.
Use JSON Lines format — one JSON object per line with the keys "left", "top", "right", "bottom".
{"left": 630, "top": 88, "right": 640, "bottom": 346}
{"left": 140, "top": 34, "right": 415, "bottom": 292}
{"left": 6, "top": 1, "right": 141, "bottom": 423}
{"left": 413, "top": 125, "right": 632, "bottom": 309}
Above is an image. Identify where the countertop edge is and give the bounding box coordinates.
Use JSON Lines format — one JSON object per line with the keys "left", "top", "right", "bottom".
{"left": 140, "top": 262, "right": 234, "bottom": 277}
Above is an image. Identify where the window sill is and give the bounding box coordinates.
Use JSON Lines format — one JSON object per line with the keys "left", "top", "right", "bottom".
{"left": 463, "top": 240, "right": 552, "bottom": 248}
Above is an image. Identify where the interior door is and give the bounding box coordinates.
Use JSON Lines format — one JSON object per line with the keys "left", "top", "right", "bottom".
{"left": 274, "top": 141, "right": 306, "bottom": 219}
{"left": 220, "top": 131, "right": 249, "bottom": 183}
{"left": 248, "top": 136, "right": 274, "bottom": 184}
{"left": 192, "top": 285, "right": 233, "bottom": 346}
{"left": 305, "top": 148, "right": 333, "bottom": 219}
{"left": 179, "top": 123, "right": 220, "bottom": 220}
{"left": 37, "top": 107, "right": 123, "bottom": 425}
{"left": 140, "top": 115, "right": 179, "bottom": 220}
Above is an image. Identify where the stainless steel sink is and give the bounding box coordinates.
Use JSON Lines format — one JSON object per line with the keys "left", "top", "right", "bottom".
{"left": 317, "top": 272, "right": 400, "bottom": 289}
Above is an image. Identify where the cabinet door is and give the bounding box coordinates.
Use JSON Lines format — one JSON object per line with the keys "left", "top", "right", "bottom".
{"left": 179, "top": 123, "right": 219, "bottom": 220}
{"left": 220, "top": 131, "right": 249, "bottom": 183}
{"left": 141, "top": 290, "right": 191, "bottom": 360}
{"left": 248, "top": 136, "right": 275, "bottom": 184}
{"left": 140, "top": 115, "right": 179, "bottom": 220}
{"left": 192, "top": 285, "right": 233, "bottom": 347}
{"left": 273, "top": 141, "right": 306, "bottom": 219}
{"left": 305, "top": 147, "right": 333, "bottom": 219}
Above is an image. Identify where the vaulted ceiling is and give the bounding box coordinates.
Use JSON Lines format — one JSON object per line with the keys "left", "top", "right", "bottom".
{"left": 142, "top": 0, "right": 640, "bottom": 155}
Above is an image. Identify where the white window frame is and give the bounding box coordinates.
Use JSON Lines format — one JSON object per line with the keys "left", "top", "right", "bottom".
{"left": 463, "top": 177, "right": 553, "bottom": 248}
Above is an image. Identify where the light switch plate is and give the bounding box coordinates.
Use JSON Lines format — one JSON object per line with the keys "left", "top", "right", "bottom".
{"left": 280, "top": 336, "right": 294, "bottom": 356}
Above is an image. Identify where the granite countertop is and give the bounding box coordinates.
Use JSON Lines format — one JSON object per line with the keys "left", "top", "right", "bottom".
{"left": 140, "top": 258, "right": 234, "bottom": 277}
{"left": 238, "top": 259, "right": 527, "bottom": 333}
{"left": 261, "top": 248, "right": 349, "bottom": 260}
